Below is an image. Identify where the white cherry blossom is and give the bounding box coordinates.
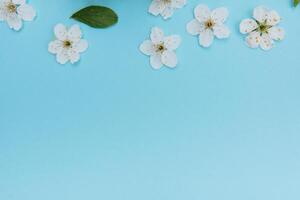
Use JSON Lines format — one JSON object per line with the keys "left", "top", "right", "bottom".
{"left": 148, "top": 0, "right": 187, "bottom": 20}
{"left": 0, "top": 0, "right": 36, "bottom": 31}
{"left": 48, "top": 24, "right": 88, "bottom": 65}
{"left": 140, "top": 27, "right": 181, "bottom": 70}
{"left": 240, "top": 6, "right": 285, "bottom": 51}
{"left": 186, "top": 4, "right": 230, "bottom": 47}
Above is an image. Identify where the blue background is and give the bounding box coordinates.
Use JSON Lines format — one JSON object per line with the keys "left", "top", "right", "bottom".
{"left": 1, "top": 0, "right": 300, "bottom": 199}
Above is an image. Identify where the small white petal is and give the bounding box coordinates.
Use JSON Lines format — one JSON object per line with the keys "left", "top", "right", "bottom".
{"left": 150, "top": 54, "right": 163, "bottom": 69}
{"left": 1, "top": 0, "right": 11, "bottom": 4}
{"left": 213, "top": 24, "right": 230, "bottom": 39}
{"left": 7, "top": 14, "right": 22, "bottom": 31}
{"left": 164, "top": 35, "right": 181, "bottom": 51}
{"left": 268, "top": 26, "right": 285, "bottom": 41}
{"left": 68, "top": 49, "right": 80, "bottom": 64}
{"left": 161, "top": 6, "right": 174, "bottom": 20}
{"left": 48, "top": 40, "right": 63, "bottom": 54}
{"left": 56, "top": 50, "right": 69, "bottom": 64}
{"left": 12, "top": 0, "right": 25, "bottom": 5}
{"left": 151, "top": 27, "right": 164, "bottom": 44}
{"left": 54, "top": 24, "right": 67, "bottom": 41}
{"left": 245, "top": 31, "right": 260, "bottom": 48}
{"left": 1, "top": 0, "right": 11, "bottom": 6}
{"left": 260, "top": 34, "right": 274, "bottom": 51}
{"left": 186, "top": 19, "right": 203, "bottom": 35}
{"left": 0, "top": 0, "right": 9, "bottom": 18}
{"left": 194, "top": 4, "right": 211, "bottom": 22}
{"left": 239, "top": 19, "right": 258, "bottom": 34}
{"left": 253, "top": 6, "right": 268, "bottom": 23}
{"left": 68, "top": 24, "right": 82, "bottom": 42}
{"left": 17, "top": 4, "right": 36, "bottom": 21}
{"left": 140, "top": 40, "right": 155, "bottom": 56}
{"left": 211, "top": 7, "right": 229, "bottom": 24}
{"left": 0, "top": 5, "right": 7, "bottom": 21}
{"left": 266, "top": 10, "right": 281, "bottom": 26}
{"left": 148, "top": 0, "right": 165, "bottom": 16}
{"left": 161, "top": 50, "right": 178, "bottom": 68}
{"left": 172, "top": 0, "right": 187, "bottom": 8}
{"left": 0, "top": 13, "right": 5, "bottom": 21}
{"left": 199, "top": 29, "right": 214, "bottom": 47}
{"left": 73, "top": 39, "right": 88, "bottom": 53}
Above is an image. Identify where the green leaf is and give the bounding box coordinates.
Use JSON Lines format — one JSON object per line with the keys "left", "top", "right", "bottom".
{"left": 71, "top": 5, "right": 118, "bottom": 28}
{"left": 294, "top": 0, "right": 300, "bottom": 7}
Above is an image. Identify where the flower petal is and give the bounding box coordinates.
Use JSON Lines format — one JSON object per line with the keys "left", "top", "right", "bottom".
{"left": 68, "top": 49, "right": 80, "bottom": 64}
{"left": 164, "top": 35, "right": 181, "bottom": 51}
{"left": 140, "top": 40, "right": 155, "bottom": 56}
{"left": 239, "top": 19, "right": 258, "bottom": 34}
{"left": 74, "top": 39, "right": 88, "bottom": 53}
{"left": 253, "top": 6, "right": 268, "bottom": 23}
{"left": 213, "top": 24, "right": 230, "bottom": 39}
{"left": 54, "top": 24, "right": 67, "bottom": 41}
{"left": 268, "top": 26, "right": 285, "bottom": 41}
{"left": 17, "top": 4, "right": 36, "bottom": 21}
{"left": 245, "top": 31, "right": 260, "bottom": 48}
{"left": 0, "top": 0, "right": 9, "bottom": 20}
{"left": 0, "top": 7, "right": 7, "bottom": 21}
{"left": 1, "top": 0, "right": 11, "bottom": 4}
{"left": 172, "top": 0, "right": 187, "bottom": 8}
{"left": 68, "top": 24, "right": 82, "bottom": 42}
{"left": 266, "top": 10, "right": 281, "bottom": 26}
{"left": 7, "top": 14, "right": 22, "bottom": 31}
{"left": 259, "top": 34, "right": 273, "bottom": 51}
{"left": 12, "top": 0, "right": 25, "bottom": 5}
{"left": 161, "top": 6, "right": 174, "bottom": 19}
{"left": 56, "top": 50, "right": 69, "bottom": 64}
{"left": 148, "top": 0, "right": 165, "bottom": 16}
{"left": 151, "top": 27, "right": 164, "bottom": 44}
{"left": 199, "top": 29, "right": 214, "bottom": 47}
{"left": 186, "top": 19, "right": 203, "bottom": 35}
{"left": 211, "top": 7, "right": 229, "bottom": 24}
{"left": 194, "top": 4, "right": 211, "bottom": 22}
{"left": 150, "top": 54, "right": 163, "bottom": 69}
{"left": 48, "top": 40, "right": 63, "bottom": 54}
{"left": 161, "top": 50, "right": 178, "bottom": 68}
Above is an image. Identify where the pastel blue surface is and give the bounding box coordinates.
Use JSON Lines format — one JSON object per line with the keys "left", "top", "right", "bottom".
{"left": 1, "top": 0, "right": 300, "bottom": 199}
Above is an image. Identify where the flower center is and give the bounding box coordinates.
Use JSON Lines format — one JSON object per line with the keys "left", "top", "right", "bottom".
{"left": 156, "top": 43, "right": 166, "bottom": 53}
{"left": 6, "top": 2, "right": 17, "bottom": 13}
{"left": 162, "top": 0, "right": 171, "bottom": 4}
{"left": 256, "top": 20, "right": 272, "bottom": 35}
{"left": 204, "top": 19, "right": 215, "bottom": 29}
{"left": 63, "top": 40, "right": 72, "bottom": 48}
{"left": 258, "top": 24, "right": 268, "bottom": 33}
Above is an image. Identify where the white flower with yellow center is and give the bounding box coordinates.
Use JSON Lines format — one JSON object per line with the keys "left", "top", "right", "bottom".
{"left": 0, "top": 0, "right": 36, "bottom": 31}
{"left": 148, "top": 0, "right": 187, "bottom": 20}
{"left": 140, "top": 27, "right": 181, "bottom": 69}
{"left": 48, "top": 24, "right": 88, "bottom": 65}
{"left": 240, "top": 6, "right": 285, "bottom": 51}
{"left": 186, "top": 4, "right": 230, "bottom": 47}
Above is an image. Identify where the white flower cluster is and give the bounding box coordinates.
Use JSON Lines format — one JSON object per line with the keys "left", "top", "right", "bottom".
{"left": 140, "top": 1, "right": 285, "bottom": 69}
{"left": 1, "top": 0, "right": 286, "bottom": 67}
{"left": 0, "top": 0, "right": 36, "bottom": 31}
